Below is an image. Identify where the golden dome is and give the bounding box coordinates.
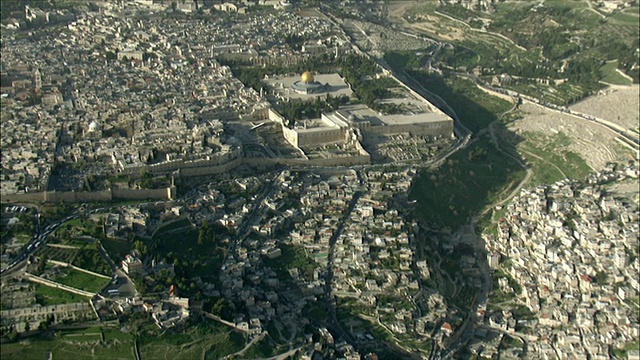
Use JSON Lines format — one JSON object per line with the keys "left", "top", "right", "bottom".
{"left": 301, "top": 71, "right": 314, "bottom": 83}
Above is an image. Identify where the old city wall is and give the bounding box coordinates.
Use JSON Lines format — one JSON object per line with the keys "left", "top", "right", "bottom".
{"left": 0, "top": 192, "right": 46, "bottom": 203}
{"left": 1, "top": 187, "right": 176, "bottom": 204}
{"left": 243, "top": 154, "right": 370, "bottom": 168}
{"left": 297, "top": 128, "right": 346, "bottom": 147}
{"left": 120, "top": 148, "right": 242, "bottom": 175}
{"left": 177, "top": 157, "right": 244, "bottom": 177}
{"left": 44, "top": 190, "right": 113, "bottom": 202}
{"left": 112, "top": 187, "right": 176, "bottom": 201}
{"left": 368, "top": 121, "right": 454, "bottom": 138}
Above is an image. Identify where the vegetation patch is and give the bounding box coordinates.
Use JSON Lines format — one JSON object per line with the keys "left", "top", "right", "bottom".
{"left": 503, "top": 81, "right": 595, "bottom": 106}
{"left": 407, "top": 73, "right": 513, "bottom": 132}
{"left": 0, "top": 326, "right": 134, "bottom": 360}
{"left": 138, "top": 320, "right": 245, "bottom": 360}
{"left": 72, "top": 246, "right": 111, "bottom": 276}
{"left": 243, "top": 335, "right": 287, "bottom": 359}
{"left": 599, "top": 60, "right": 633, "bottom": 85}
{"left": 136, "top": 222, "right": 229, "bottom": 296}
{"left": 518, "top": 131, "right": 593, "bottom": 186}
{"left": 34, "top": 283, "right": 87, "bottom": 306}
{"left": 100, "top": 237, "right": 132, "bottom": 263}
{"left": 38, "top": 246, "right": 79, "bottom": 264}
{"left": 401, "top": 0, "right": 640, "bottom": 97}
{"left": 263, "top": 243, "right": 319, "bottom": 281}
{"left": 411, "top": 137, "right": 525, "bottom": 229}
{"left": 50, "top": 267, "right": 108, "bottom": 294}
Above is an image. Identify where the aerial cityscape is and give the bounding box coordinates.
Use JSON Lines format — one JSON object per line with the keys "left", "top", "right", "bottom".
{"left": 0, "top": 0, "right": 638, "bottom": 359}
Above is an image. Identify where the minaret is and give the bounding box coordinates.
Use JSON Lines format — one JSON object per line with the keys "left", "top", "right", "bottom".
{"left": 34, "top": 68, "right": 42, "bottom": 90}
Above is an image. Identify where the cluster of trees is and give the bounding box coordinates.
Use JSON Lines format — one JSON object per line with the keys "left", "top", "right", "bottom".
{"left": 263, "top": 244, "right": 318, "bottom": 281}
{"left": 373, "top": 102, "right": 405, "bottom": 115}
{"left": 1, "top": 212, "right": 34, "bottom": 243}
{"left": 135, "top": 222, "right": 231, "bottom": 298}
{"left": 133, "top": 239, "right": 149, "bottom": 257}
{"left": 205, "top": 297, "right": 234, "bottom": 321}
{"left": 277, "top": 94, "right": 349, "bottom": 125}
{"left": 601, "top": 38, "right": 640, "bottom": 83}
{"left": 284, "top": 34, "right": 306, "bottom": 52}
{"left": 436, "top": 1, "right": 640, "bottom": 86}
{"left": 563, "top": 58, "right": 603, "bottom": 90}
{"left": 197, "top": 221, "right": 217, "bottom": 246}
{"left": 35, "top": 255, "right": 48, "bottom": 275}
{"left": 73, "top": 248, "right": 110, "bottom": 275}
{"left": 341, "top": 57, "right": 404, "bottom": 112}
{"left": 438, "top": 3, "right": 481, "bottom": 21}
{"left": 384, "top": 50, "right": 428, "bottom": 71}
{"left": 467, "top": 146, "right": 488, "bottom": 161}
{"left": 226, "top": 53, "right": 406, "bottom": 119}
{"left": 138, "top": 169, "right": 169, "bottom": 190}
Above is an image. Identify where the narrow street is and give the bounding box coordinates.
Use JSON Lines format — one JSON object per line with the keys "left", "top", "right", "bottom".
{"left": 324, "top": 185, "right": 363, "bottom": 350}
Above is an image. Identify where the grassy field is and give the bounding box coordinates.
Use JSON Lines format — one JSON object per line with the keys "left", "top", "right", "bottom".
{"left": 609, "top": 8, "right": 640, "bottom": 26}
{"left": 34, "top": 283, "right": 88, "bottom": 306}
{"left": 138, "top": 320, "right": 245, "bottom": 360}
{"left": 518, "top": 132, "right": 593, "bottom": 186}
{"left": 41, "top": 243, "right": 111, "bottom": 276}
{"left": 600, "top": 60, "right": 633, "bottom": 85}
{"left": 243, "top": 336, "right": 287, "bottom": 359}
{"left": 51, "top": 267, "right": 109, "bottom": 294}
{"left": 1, "top": 326, "right": 135, "bottom": 360}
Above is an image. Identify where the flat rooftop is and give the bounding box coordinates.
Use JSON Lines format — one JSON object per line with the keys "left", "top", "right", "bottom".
{"left": 340, "top": 103, "right": 451, "bottom": 126}
{"left": 293, "top": 116, "right": 341, "bottom": 133}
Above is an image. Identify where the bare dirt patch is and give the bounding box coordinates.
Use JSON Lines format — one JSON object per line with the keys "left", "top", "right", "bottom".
{"left": 387, "top": 1, "right": 464, "bottom": 41}
{"left": 297, "top": 8, "right": 327, "bottom": 19}
{"left": 570, "top": 85, "right": 640, "bottom": 132}
{"left": 387, "top": 1, "right": 418, "bottom": 19}
{"left": 509, "top": 103, "right": 634, "bottom": 171}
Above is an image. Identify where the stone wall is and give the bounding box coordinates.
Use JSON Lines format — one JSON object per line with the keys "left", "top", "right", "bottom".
{"left": 177, "top": 157, "right": 244, "bottom": 177}
{"left": 120, "top": 146, "right": 242, "bottom": 175}
{"left": 243, "top": 154, "right": 370, "bottom": 168}
{"left": 44, "top": 189, "right": 112, "bottom": 202}
{"left": 1, "top": 186, "right": 176, "bottom": 204}
{"left": 367, "top": 120, "right": 454, "bottom": 138}
{"left": 112, "top": 187, "right": 176, "bottom": 201}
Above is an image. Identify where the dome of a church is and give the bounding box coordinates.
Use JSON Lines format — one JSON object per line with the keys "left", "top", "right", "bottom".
{"left": 301, "top": 71, "right": 314, "bottom": 83}
{"left": 88, "top": 121, "right": 101, "bottom": 132}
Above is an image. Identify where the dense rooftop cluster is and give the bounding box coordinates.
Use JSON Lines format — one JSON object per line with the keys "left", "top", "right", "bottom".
{"left": 479, "top": 163, "right": 639, "bottom": 358}
{"left": 0, "top": 3, "right": 337, "bottom": 194}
